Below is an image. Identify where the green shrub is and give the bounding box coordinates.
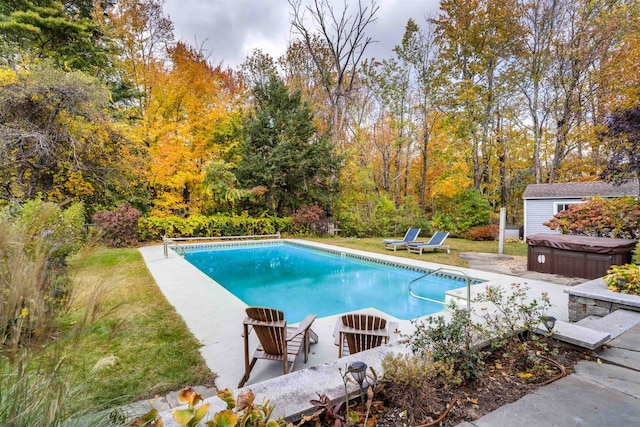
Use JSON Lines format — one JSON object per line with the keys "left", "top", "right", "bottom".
{"left": 92, "top": 203, "right": 141, "bottom": 248}
{"left": 137, "top": 214, "right": 294, "bottom": 241}
{"left": 408, "top": 303, "right": 483, "bottom": 382}
{"left": 432, "top": 188, "right": 491, "bottom": 236}
{"left": 335, "top": 193, "right": 428, "bottom": 237}
{"left": 338, "top": 194, "right": 397, "bottom": 237}
{"left": 472, "top": 284, "right": 552, "bottom": 351}
{"left": 5, "top": 199, "right": 85, "bottom": 260}
{"left": 604, "top": 264, "right": 640, "bottom": 295}
{"left": 393, "top": 197, "right": 432, "bottom": 236}
{"left": 407, "top": 284, "right": 554, "bottom": 386}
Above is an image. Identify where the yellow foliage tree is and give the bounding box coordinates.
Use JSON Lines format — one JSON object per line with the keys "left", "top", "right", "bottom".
{"left": 144, "top": 43, "right": 244, "bottom": 215}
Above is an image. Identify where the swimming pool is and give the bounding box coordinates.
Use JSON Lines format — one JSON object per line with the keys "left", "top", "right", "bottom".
{"left": 183, "top": 242, "right": 476, "bottom": 322}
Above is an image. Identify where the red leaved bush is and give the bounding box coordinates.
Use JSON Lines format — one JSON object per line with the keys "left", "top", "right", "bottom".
{"left": 92, "top": 203, "right": 142, "bottom": 247}
{"left": 465, "top": 224, "right": 499, "bottom": 241}
{"left": 291, "top": 204, "right": 324, "bottom": 226}
{"left": 544, "top": 196, "right": 640, "bottom": 239}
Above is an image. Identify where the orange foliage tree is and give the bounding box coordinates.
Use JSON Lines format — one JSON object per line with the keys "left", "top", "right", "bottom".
{"left": 144, "top": 43, "right": 245, "bottom": 215}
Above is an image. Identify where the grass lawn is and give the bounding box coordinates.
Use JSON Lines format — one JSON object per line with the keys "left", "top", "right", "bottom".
{"left": 59, "top": 247, "right": 216, "bottom": 413}
{"left": 301, "top": 236, "right": 528, "bottom": 267}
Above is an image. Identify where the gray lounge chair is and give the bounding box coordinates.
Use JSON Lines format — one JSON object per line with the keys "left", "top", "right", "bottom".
{"left": 407, "top": 231, "right": 450, "bottom": 254}
{"left": 383, "top": 227, "right": 421, "bottom": 251}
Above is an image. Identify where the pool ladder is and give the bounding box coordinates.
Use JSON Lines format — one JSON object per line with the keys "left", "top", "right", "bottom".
{"left": 408, "top": 267, "right": 472, "bottom": 311}
{"left": 163, "top": 236, "right": 186, "bottom": 257}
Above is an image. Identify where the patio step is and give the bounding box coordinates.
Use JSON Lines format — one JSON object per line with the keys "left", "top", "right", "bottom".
{"left": 536, "top": 320, "right": 610, "bottom": 350}
{"left": 576, "top": 309, "right": 640, "bottom": 341}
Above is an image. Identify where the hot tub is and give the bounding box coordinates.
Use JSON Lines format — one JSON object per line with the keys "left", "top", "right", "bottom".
{"left": 526, "top": 234, "right": 637, "bottom": 279}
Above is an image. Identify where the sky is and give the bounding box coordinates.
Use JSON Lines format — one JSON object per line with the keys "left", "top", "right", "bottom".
{"left": 163, "top": 0, "right": 441, "bottom": 70}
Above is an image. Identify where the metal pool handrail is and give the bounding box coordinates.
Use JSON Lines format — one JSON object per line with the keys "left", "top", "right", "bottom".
{"left": 162, "top": 233, "right": 281, "bottom": 257}
{"left": 408, "top": 267, "right": 472, "bottom": 311}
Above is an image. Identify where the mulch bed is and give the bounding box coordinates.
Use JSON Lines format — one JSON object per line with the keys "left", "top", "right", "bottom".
{"left": 298, "top": 345, "right": 590, "bottom": 427}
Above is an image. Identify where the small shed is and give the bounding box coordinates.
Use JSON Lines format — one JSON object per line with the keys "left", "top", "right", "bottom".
{"left": 522, "top": 181, "right": 638, "bottom": 239}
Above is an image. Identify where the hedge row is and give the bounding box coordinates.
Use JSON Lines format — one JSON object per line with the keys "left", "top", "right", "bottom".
{"left": 137, "top": 214, "right": 294, "bottom": 241}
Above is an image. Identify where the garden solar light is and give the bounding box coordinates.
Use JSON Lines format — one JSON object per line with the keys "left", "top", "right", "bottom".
{"left": 348, "top": 361, "right": 367, "bottom": 401}
{"left": 542, "top": 316, "right": 556, "bottom": 332}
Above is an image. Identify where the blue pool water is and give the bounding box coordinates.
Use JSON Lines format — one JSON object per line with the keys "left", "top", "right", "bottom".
{"left": 184, "top": 242, "right": 469, "bottom": 322}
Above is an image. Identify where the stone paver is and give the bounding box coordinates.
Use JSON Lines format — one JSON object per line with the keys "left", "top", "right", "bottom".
{"left": 458, "top": 324, "right": 640, "bottom": 427}
{"left": 538, "top": 319, "right": 610, "bottom": 350}
{"left": 606, "top": 322, "right": 640, "bottom": 350}
{"left": 597, "top": 346, "right": 640, "bottom": 372}
{"left": 458, "top": 373, "right": 640, "bottom": 427}
{"left": 574, "top": 360, "right": 640, "bottom": 398}
{"left": 576, "top": 309, "right": 640, "bottom": 340}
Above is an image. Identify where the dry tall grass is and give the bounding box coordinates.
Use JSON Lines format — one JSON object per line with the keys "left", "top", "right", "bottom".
{"left": 0, "top": 202, "right": 111, "bottom": 426}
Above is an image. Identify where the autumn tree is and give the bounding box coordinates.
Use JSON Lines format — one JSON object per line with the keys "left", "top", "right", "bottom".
{"left": 145, "top": 42, "right": 244, "bottom": 215}
{"left": 0, "top": 63, "right": 126, "bottom": 205}
{"left": 548, "top": 0, "right": 625, "bottom": 182}
{"left": 596, "top": 1, "right": 640, "bottom": 112}
{"left": 237, "top": 76, "right": 339, "bottom": 215}
{"left": 599, "top": 103, "right": 640, "bottom": 195}
{"left": 279, "top": 36, "right": 335, "bottom": 134}
{"left": 241, "top": 48, "right": 279, "bottom": 92}
{"left": 512, "top": 0, "right": 563, "bottom": 184}
{"left": 97, "top": 0, "right": 175, "bottom": 116}
{"left": 361, "top": 58, "right": 413, "bottom": 209}
{"left": 394, "top": 18, "right": 447, "bottom": 210}
{"left": 289, "top": 0, "right": 379, "bottom": 148}
{"left": 433, "top": 0, "right": 523, "bottom": 204}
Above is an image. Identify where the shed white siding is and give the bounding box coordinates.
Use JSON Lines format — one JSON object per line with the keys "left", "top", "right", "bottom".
{"left": 522, "top": 181, "right": 638, "bottom": 239}
{"left": 524, "top": 198, "right": 582, "bottom": 238}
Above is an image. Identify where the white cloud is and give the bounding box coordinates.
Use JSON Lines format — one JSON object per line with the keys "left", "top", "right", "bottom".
{"left": 163, "top": 0, "right": 440, "bottom": 69}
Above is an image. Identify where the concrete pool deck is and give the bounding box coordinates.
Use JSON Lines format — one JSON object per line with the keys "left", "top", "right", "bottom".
{"left": 138, "top": 239, "right": 571, "bottom": 391}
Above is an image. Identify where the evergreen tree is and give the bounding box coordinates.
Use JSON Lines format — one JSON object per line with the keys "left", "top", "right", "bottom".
{"left": 0, "top": 0, "right": 114, "bottom": 76}
{"left": 237, "top": 76, "right": 339, "bottom": 215}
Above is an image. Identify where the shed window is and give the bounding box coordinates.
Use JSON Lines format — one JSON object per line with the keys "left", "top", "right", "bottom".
{"left": 554, "top": 202, "right": 581, "bottom": 214}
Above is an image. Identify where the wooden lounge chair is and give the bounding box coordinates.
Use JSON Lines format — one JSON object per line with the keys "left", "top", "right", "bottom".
{"left": 335, "top": 314, "right": 396, "bottom": 357}
{"left": 383, "top": 227, "right": 422, "bottom": 251}
{"left": 238, "top": 307, "right": 318, "bottom": 387}
{"left": 407, "top": 231, "right": 450, "bottom": 254}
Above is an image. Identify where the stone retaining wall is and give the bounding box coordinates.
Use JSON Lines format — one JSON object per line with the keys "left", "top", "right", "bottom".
{"left": 566, "top": 279, "right": 640, "bottom": 322}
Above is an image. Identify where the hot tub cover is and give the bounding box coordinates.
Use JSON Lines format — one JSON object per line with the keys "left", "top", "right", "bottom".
{"left": 526, "top": 234, "right": 637, "bottom": 254}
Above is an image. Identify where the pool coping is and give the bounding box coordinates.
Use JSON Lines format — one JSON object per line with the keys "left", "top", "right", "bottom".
{"left": 138, "top": 239, "right": 571, "bottom": 424}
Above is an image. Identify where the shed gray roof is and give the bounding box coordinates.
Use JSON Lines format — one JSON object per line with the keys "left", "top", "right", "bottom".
{"left": 522, "top": 180, "right": 639, "bottom": 199}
